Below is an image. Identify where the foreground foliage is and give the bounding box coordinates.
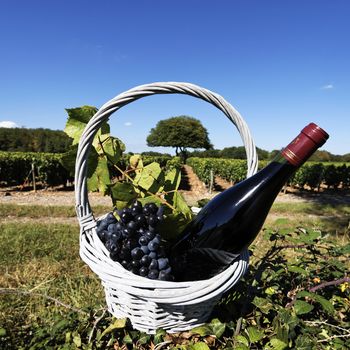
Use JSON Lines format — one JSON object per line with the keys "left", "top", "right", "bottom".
{"left": 0, "top": 220, "right": 349, "bottom": 349}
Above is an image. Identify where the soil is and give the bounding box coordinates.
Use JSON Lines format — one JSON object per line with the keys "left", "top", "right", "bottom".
{"left": 1, "top": 165, "right": 349, "bottom": 208}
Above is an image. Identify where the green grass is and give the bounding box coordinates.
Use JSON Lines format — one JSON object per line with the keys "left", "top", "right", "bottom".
{"left": 0, "top": 203, "right": 112, "bottom": 218}
{"left": 0, "top": 222, "right": 104, "bottom": 343}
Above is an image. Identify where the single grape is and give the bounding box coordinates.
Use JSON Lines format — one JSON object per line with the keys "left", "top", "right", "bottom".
{"left": 142, "top": 206, "right": 150, "bottom": 215}
{"left": 148, "top": 240, "right": 159, "bottom": 252}
{"left": 148, "top": 251, "right": 157, "bottom": 259}
{"left": 138, "top": 235, "right": 149, "bottom": 246}
{"left": 122, "top": 228, "right": 134, "bottom": 237}
{"left": 124, "top": 238, "right": 138, "bottom": 250}
{"left": 111, "top": 232, "right": 121, "bottom": 242}
{"left": 106, "top": 212, "right": 117, "bottom": 224}
{"left": 131, "top": 260, "right": 140, "bottom": 269}
{"left": 158, "top": 270, "right": 169, "bottom": 280}
{"left": 148, "top": 203, "right": 158, "bottom": 214}
{"left": 121, "top": 211, "right": 133, "bottom": 223}
{"left": 156, "top": 205, "right": 164, "bottom": 218}
{"left": 140, "top": 254, "right": 151, "bottom": 267}
{"left": 131, "top": 247, "right": 144, "bottom": 260}
{"left": 145, "top": 230, "right": 155, "bottom": 240}
{"left": 139, "top": 266, "right": 148, "bottom": 277}
{"left": 120, "top": 260, "right": 129, "bottom": 269}
{"left": 132, "top": 200, "right": 142, "bottom": 210}
{"left": 148, "top": 214, "right": 158, "bottom": 227}
{"left": 131, "top": 206, "right": 142, "bottom": 216}
{"left": 127, "top": 221, "right": 137, "bottom": 233}
{"left": 157, "top": 257, "right": 169, "bottom": 270}
{"left": 149, "top": 226, "right": 156, "bottom": 233}
{"left": 140, "top": 245, "right": 150, "bottom": 255}
{"left": 148, "top": 269, "right": 159, "bottom": 279}
{"left": 152, "top": 234, "right": 161, "bottom": 245}
{"left": 135, "top": 214, "right": 147, "bottom": 227}
{"left": 149, "top": 259, "right": 158, "bottom": 270}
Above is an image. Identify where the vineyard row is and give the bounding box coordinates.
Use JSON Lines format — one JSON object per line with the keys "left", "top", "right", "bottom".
{"left": 187, "top": 157, "right": 350, "bottom": 190}
{"left": 0, "top": 152, "right": 179, "bottom": 187}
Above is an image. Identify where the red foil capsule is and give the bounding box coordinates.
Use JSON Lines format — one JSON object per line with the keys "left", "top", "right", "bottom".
{"left": 281, "top": 123, "right": 329, "bottom": 166}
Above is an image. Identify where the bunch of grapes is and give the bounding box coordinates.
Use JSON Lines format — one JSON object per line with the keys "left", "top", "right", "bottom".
{"left": 96, "top": 201, "right": 174, "bottom": 281}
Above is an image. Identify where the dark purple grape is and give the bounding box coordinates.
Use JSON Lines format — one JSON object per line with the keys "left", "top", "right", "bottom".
{"left": 148, "top": 269, "right": 159, "bottom": 279}
{"left": 149, "top": 259, "right": 158, "bottom": 270}
{"left": 131, "top": 206, "right": 142, "bottom": 216}
{"left": 138, "top": 235, "right": 149, "bottom": 245}
{"left": 131, "top": 260, "right": 140, "bottom": 269}
{"left": 127, "top": 221, "right": 137, "bottom": 233}
{"left": 106, "top": 212, "right": 117, "bottom": 224}
{"left": 98, "top": 230, "right": 108, "bottom": 242}
{"left": 108, "top": 223, "right": 118, "bottom": 233}
{"left": 121, "top": 211, "right": 133, "bottom": 223}
{"left": 140, "top": 245, "right": 150, "bottom": 255}
{"left": 142, "top": 206, "right": 150, "bottom": 215}
{"left": 139, "top": 266, "right": 148, "bottom": 277}
{"left": 124, "top": 238, "right": 138, "bottom": 250}
{"left": 153, "top": 234, "right": 161, "bottom": 244}
{"left": 131, "top": 247, "right": 144, "bottom": 260}
{"left": 148, "top": 214, "right": 158, "bottom": 227}
{"left": 140, "top": 255, "right": 152, "bottom": 266}
{"left": 149, "top": 251, "right": 157, "bottom": 259}
{"left": 156, "top": 206, "right": 164, "bottom": 218}
{"left": 120, "top": 260, "right": 129, "bottom": 269}
{"left": 111, "top": 232, "right": 121, "bottom": 242}
{"left": 105, "top": 239, "right": 118, "bottom": 253}
{"left": 146, "top": 202, "right": 158, "bottom": 214}
{"left": 122, "top": 227, "right": 135, "bottom": 237}
{"left": 148, "top": 240, "right": 159, "bottom": 252}
{"left": 145, "top": 230, "right": 155, "bottom": 240}
{"left": 135, "top": 214, "right": 147, "bottom": 227}
{"left": 132, "top": 200, "right": 142, "bottom": 209}
{"left": 158, "top": 270, "right": 170, "bottom": 280}
{"left": 158, "top": 258, "right": 169, "bottom": 270}
{"left": 149, "top": 226, "right": 156, "bottom": 233}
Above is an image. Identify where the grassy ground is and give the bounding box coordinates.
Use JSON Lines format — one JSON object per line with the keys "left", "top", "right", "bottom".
{"left": 0, "top": 201, "right": 349, "bottom": 348}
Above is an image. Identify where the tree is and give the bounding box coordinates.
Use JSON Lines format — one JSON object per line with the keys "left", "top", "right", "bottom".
{"left": 146, "top": 116, "right": 212, "bottom": 160}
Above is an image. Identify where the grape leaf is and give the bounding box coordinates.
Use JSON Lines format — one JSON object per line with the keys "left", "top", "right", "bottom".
{"left": 294, "top": 300, "right": 314, "bottom": 315}
{"left": 64, "top": 106, "right": 106, "bottom": 145}
{"left": 246, "top": 326, "right": 264, "bottom": 343}
{"left": 129, "top": 154, "right": 143, "bottom": 173}
{"left": 210, "top": 318, "right": 226, "bottom": 338}
{"left": 109, "top": 182, "right": 138, "bottom": 206}
{"left": 94, "top": 134, "right": 125, "bottom": 163}
{"left": 87, "top": 156, "right": 110, "bottom": 194}
{"left": 133, "top": 162, "right": 164, "bottom": 193}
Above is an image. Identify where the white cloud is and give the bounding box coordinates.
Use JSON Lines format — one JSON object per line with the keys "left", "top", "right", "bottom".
{"left": 124, "top": 122, "right": 132, "bottom": 127}
{"left": 0, "top": 121, "right": 19, "bottom": 128}
{"left": 321, "top": 84, "right": 334, "bottom": 90}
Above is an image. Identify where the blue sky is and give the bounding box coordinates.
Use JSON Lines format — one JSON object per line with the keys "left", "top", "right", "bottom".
{"left": 0, "top": 0, "right": 349, "bottom": 155}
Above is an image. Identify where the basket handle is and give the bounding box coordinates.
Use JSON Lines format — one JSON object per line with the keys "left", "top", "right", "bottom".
{"left": 75, "top": 82, "right": 258, "bottom": 227}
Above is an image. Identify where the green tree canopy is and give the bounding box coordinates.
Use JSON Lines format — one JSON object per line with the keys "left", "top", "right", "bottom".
{"left": 146, "top": 116, "right": 213, "bottom": 157}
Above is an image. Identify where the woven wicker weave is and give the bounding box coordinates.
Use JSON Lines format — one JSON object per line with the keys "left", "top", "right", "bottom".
{"left": 75, "top": 82, "right": 259, "bottom": 334}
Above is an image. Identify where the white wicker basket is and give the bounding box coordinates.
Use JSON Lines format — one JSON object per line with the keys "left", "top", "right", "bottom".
{"left": 75, "top": 82, "right": 259, "bottom": 334}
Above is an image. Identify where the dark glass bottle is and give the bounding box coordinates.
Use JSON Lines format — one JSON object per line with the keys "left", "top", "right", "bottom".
{"left": 170, "top": 123, "right": 329, "bottom": 281}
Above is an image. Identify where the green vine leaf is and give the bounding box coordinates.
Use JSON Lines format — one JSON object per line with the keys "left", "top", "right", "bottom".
{"left": 294, "top": 300, "right": 314, "bottom": 315}
{"left": 64, "top": 106, "right": 105, "bottom": 145}
{"left": 133, "top": 162, "right": 164, "bottom": 193}
{"left": 109, "top": 182, "right": 138, "bottom": 208}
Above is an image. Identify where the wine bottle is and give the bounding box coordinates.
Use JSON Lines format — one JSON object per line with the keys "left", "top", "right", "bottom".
{"left": 170, "top": 123, "right": 329, "bottom": 281}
